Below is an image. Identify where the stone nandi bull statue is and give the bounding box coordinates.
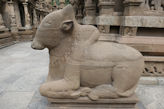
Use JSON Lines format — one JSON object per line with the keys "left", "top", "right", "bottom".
{"left": 31, "top": 5, "right": 144, "bottom": 100}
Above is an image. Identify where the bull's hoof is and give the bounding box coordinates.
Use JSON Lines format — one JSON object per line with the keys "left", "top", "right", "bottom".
{"left": 88, "top": 92, "right": 99, "bottom": 101}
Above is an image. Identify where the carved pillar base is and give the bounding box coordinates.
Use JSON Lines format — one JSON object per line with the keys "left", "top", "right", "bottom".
{"left": 124, "top": 0, "right": 144, "bottom": 16}
{"left": 98, "top": 25, "right": 110, "bottom": 34}
{"left": 120, "top": 26, "right": 137, "bottom": 37}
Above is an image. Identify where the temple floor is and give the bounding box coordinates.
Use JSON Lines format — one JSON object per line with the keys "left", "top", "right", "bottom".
{"left": 0, "top": 42, "right": 164, "bottom": 109}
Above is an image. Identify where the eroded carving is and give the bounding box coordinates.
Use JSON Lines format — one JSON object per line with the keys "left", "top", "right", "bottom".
{"left": 143, "top": 62, "right": 164, "bottom": 76}
{"left": 141, "top": 0, "right": 164, "bottom": 11}
{"left": 121, "top": 27, "right": 137, "bottom": 36}
{"left": 98, "top": 25, "right": 110, "bottom": 33}
{"left": 31, "top": 5, "right": 144, "bottom": 101}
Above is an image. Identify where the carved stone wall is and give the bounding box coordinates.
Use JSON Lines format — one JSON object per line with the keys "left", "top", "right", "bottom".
{"left": 143, "top": 57, "right": 164, "bottom": 76}
{"left": 143, "top": 62, "right": 164, "bottom": 76}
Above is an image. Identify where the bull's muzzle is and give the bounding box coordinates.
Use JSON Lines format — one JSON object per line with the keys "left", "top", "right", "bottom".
{"left": 31, "top": 39, "right": 45, "bottom": 50}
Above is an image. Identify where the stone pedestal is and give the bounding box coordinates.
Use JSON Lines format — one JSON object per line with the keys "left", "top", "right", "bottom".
{"left": 47, "top": 95, "right": 139, "bottom": 109}
{"left": 83, "top": 0, "right": 96, "bottom": 25}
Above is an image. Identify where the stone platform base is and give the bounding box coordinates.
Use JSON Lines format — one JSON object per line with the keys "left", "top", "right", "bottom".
{"left": 47, "top": 95, "right": 141, "bottom": 109}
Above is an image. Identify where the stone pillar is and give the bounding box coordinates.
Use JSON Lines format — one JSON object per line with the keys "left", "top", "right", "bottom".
{"left": 33, "top": 9, "right": 38, "bottom": 28}
{"left": 7, "top": 0, "right": 18, "bottom": 32}
{"left": 121, "top": 0, "right": 144, "bottom": 36}
{"left": 123, "top": 0, "right": 144, "bottom": 16}
{"left": 83, "top": 0, "right": 96, "bottom": 25}
{"left": 0, "top": 13, "right": 7, "bottom": 31}
{"left": 98, "top": 0, "right": 115, "bottom": 15}
{"left": 23, "top": 2, "right": 31, "bottom": 29}
{"left": 97, "top": 0, "right": 115, "bottom": 33}
{"left": 76, "top": 5, "right": 83, "bottom": 24}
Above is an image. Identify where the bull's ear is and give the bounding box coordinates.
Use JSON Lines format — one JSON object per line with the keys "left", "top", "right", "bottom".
{"left": 60, "top": 20, "right": 73, "bottom": 31}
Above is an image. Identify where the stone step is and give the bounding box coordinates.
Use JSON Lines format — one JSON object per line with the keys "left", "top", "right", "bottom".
{"left": 0, "top": 37, "right": 16, "bottom": 48}
{"left": 0, "top": 32, "right": 11, "bottom": 39}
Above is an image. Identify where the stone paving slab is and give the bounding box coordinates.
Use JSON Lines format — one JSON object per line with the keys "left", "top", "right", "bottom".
{"left": 0, "top": 42, "right": 164, "bottom": 109}
{"left": 0, "top": 91, "right": 34, "bottom": 109}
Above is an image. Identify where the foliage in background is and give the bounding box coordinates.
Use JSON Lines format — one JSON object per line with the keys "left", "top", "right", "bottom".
{"left": 52, "top": 0, "right": 70, "bottom": 6}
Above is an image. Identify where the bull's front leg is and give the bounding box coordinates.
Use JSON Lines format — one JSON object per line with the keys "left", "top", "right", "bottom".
{"left": 39, "top": 63, "right": 80, "bottom": 98}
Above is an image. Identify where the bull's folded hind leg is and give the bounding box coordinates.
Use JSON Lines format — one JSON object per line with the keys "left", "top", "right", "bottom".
{"left": 88, "top": 84, "right": 119, "bottom": 100}
{"left": 112, "top": 63, "right": 142, "bottom": 97}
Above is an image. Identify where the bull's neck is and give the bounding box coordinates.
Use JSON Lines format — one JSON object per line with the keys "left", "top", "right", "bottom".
{"left": 49, "top": 22, "right": 82, "bottom": 57}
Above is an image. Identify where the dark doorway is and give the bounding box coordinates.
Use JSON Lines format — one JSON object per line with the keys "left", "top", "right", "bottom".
{"left": 18, "top": 2, "right": 25, "bottom": 27}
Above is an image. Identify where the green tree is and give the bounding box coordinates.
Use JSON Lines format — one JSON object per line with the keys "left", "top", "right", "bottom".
{"left": 56, "top": 0, "right": 60, "bottom": 6}
{"left": 65, "top": 0, "right": 70, "bottom": 4}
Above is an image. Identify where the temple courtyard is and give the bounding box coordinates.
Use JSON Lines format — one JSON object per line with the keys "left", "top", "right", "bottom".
{"left": 0, "top": 42, "right": 164, "bottom": 109}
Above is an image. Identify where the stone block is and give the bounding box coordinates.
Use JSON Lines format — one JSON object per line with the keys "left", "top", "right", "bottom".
{"left": 118, "top": 36, "right": 164, "bottom": 53}
{"left": 123, "top": 16, "right": 164, "bottom": 28}
{"left": 83, "top": 16, "right": 96, "bottom": 25}
{"left": 96, "top": 16, "right": 121, "bottom": 26}
{"left": 139, "top": 77, "right": 158, "bottom": 85}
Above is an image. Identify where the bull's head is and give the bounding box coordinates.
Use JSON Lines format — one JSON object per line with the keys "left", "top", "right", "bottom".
{"left": 31, "top": 5, "right": 75, "bottom": 50}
